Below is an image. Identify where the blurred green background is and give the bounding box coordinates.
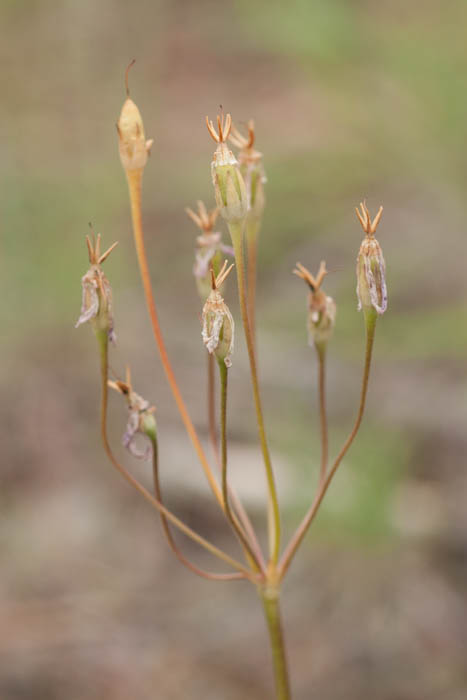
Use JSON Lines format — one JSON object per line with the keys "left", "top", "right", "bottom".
{"left": 1, "top": 1, "right": 466, "bottom": 698}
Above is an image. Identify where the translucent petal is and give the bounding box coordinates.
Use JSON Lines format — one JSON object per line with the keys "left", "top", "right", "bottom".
{"left": 75, "top": 278, "right": 99, "bottom": 328}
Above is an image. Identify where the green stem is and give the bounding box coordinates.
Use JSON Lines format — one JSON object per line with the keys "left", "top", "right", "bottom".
{"left": 279, "top": 312, "right": 377, "bottom": 579}
{"left": 218, "top": 358, "right": 263, "bottom": 573}
{"left": 246, "top": 217, "right": 260, "bottom": 350}
{"left": 207, "top": 351, "right": 220, "bottom": 464}
{"left": 261, "top": 588, "right": 291, "bottom": 700}
{"left": 150, "top": 431, "right": 245, "bottom": 581}
{"left": 229, "top": 220, "right": 281, "bottom": 565}
{"left": 315, "top": 343, "right": 328, "bottom": 481}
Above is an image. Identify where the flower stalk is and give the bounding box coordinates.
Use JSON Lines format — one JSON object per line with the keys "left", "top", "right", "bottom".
{"left": 293, "top": 261, "right": 336, "bottom": 481}
{"left": 230, "top": 220, "right": 281, "bottom": 566}
{"left": 117, "top": 74, "right": 223, "bottom": 510}
{"left": 206, "top": 110, "right": 281, "bottom": 565}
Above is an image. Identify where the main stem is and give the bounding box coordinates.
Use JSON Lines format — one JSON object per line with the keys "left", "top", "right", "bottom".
{"left": 125, "top": 168, "right": 223, "bottom": 509}
{"left": 261, "top": 588, "right": 291, "bottom": 700}
{"left": 229, "top": 221, "right": 281, "bottom": 565}
{"left": 279, "top": 312, "right": 377, "bottom": 579}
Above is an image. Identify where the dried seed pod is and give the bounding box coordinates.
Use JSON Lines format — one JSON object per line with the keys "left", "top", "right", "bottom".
{"left": 206, "top": 111, "right": 248, "bottom": 224}
{"left": 293, "top": 261, "right": 336, "bottom": 349}
{"left": 186, "top": 200, "right": 234, "bottom": 300}
{"left": 229, "top": 119, "right": 266, "bottom": 220}
{"left": 355, "top": 202, "right": 387, "bottom": 315}
{"left": 201, "top": 261, "right": 235, "bottom": 367}
{"left": 75, "top": 231, "right": 118, "bottom": 343}
{"left": 109, "top": 367, "right": 157, "bottom": 460}
{"left": 117, "top": 61, "right": 154, "bottom": 172}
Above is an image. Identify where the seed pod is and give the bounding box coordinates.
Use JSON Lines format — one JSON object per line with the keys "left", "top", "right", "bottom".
{"left": 201, "top": 261, "right": 235, "bottom": 367}
{"left": 206, "top": 112, "right": 248, "bottom": 224}
{"left": 117, "top": 61, "right": 154, "bottom": 172}
{"left": 229, "top": 119, "right": 266, "bottom": 221}
{"left": 109, "top": 367, "right": 157, "bottom": 460}
{"left": 355, "top": 202, "right": 387, "bottom": 315}
{"left": 75, "top": 231, "right": 118, "bottom": 343}
{"left": 293, "top": 261, "right": 336, "bottom": 349}
{"left": 186, "top": 200, "right": 234, "bottom": 300}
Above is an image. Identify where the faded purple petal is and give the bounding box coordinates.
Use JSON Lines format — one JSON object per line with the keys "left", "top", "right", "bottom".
{"left": 364, "top": 255, "right": 387, "bottom": 315}
{"left": 75, "top": 278, "right": 99, "bottom": 328}
{"left": 193, "top": 248, "right": 216, "bottom": 279}
{"left": 122, "top": 410, "right": 152, "bottom": 460}
{"left": 220, "top": 243, "right": 234, "bottom": 256}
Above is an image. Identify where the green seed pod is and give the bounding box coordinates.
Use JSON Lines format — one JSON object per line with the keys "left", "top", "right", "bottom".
{"left": 206, "top": 113, "right": 248, "bottom": 224}
{"left": 293, "top": 261, "right": 336, "bottom": 350}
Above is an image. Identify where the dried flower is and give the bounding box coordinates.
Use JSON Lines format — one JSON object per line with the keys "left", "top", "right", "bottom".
{"left": 355, "top": 202, "right": 387, "bottom": 315}
{"left": 229, "top": 119, "right": 266, "bottom": 220}
{"left": 117, "top": 61, "right": 154, "bottom": 172}
{"left": 75, "top": 231, "right": 118, "bottom": 342}
{"left": 186, "top": 200, "right": 234, "bottom": 300}
{"left": 109, "top": 366, "right": 157, "bottom": 460}
{"left": 202, "top": 260, "right": 235, "bottom": 367}
{"left": 293, "top": 261, "right": 336, "bottom": 348}
{"left": 206, "top": 111, "right": 248, "bottom": 224}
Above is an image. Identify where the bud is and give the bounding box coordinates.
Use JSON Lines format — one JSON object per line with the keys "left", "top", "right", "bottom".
{"left": 117, "top": 61, "right": 154, "bottom": 172}
{"left": 293, "top": 261, "right": 336, "bottom": 349}
{"left": 355, "top": 202, "right": 387, "bottom": 316}
{"left": 229, "top": 119, "right": 266, "bottom": 220}
{"left": 186, "top": 200, "right": 234, "bottom": 300}
{"left": 206, "top": 112, "right": 248, "bottom": 224}
{"left": 202, "top": 261, "right": 235, "bottom": 367}
{"left": 75, "top": 231, "right": 118, "bottom": 343}
{"left": 108, "top": 366, "right": 157, "bottom": 460}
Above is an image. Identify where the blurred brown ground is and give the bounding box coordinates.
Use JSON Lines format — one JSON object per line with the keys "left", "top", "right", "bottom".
{"left": 1, "top": 1, "right": 466, "bottom": 698}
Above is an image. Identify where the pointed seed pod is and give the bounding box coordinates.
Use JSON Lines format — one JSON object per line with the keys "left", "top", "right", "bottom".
{"left": 117, "top": 60, "right": 154, "bottom": 172}
{"left": 229, "top": 119, "right": 266, "bottom": 221}
{"left": 201, "top": 260, "right": 235, "bottom": 367}
{"left": 75, "top": 230, "right": 118, "bottom": 343}
{"left": 355, "top": 202, "right": 387, "bottom": 316}
{"left": 293, "top": 261, "right": 336, "bottom": 349}
{"left": 186, "top": 200, "right": 234, "bottom": 300}
{"left": 206, "top": 111, "right": 248, "bottom": 224}
{"left": 108, "top": 366, "right": 157, "bottom": 460}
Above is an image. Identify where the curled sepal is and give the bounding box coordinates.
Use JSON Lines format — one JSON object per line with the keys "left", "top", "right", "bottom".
{"left": 355, "top": 202, "right": 387, "bottom": 315}
{"left": 293, "top": 261, "right": 336, "bottom": 348}
{"left": 75, "top": 232, "right": 118, "bottom": 343}
{"left": 206, "top": 111, "right": 248, "bottom": 224}
{"left": 109, "top": 367, "right": 156, "bottom": 461}
{"left": 201, "top": 261, "right": 235, "bottom": 367}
